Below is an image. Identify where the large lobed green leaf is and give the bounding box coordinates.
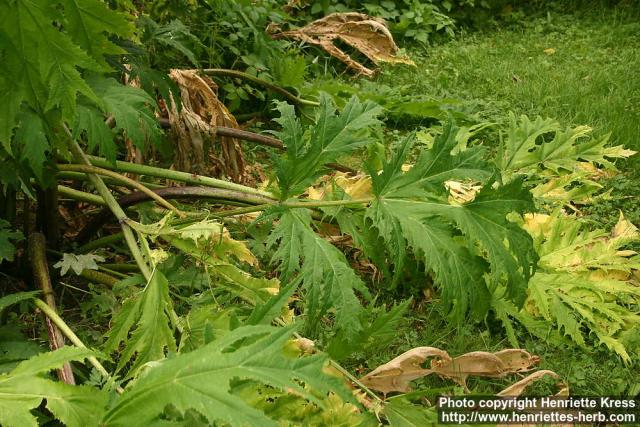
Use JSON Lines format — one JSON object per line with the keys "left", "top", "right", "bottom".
{"left": 272, "top": 94, "right": 383, "bottom": 199}
{"left": 102, "top": 325, "right": 349, "bottom": 426}
{"left": 267, "top": 208, "right": 369, "bottom": 340}
{"left": 367, "top": 125, "right": 537, "bottom": 320}
{"left": 61, "top": 0, "right": 133, "bottom": 68}
{"left": 0, "top": 347, "right": 107, "bottom": 427}
{"left": 0, "top": 0, "right": 142, "bottom": 180}
{"left": 87, "top": 77, "right": 163, "bottom": 155}
{"left": 103, "top": 269, "right": 176, "bottom": 375}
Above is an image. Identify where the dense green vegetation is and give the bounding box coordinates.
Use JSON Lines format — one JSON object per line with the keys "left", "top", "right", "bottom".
{"left": 0, "top": 0, "right": 638, "bottom": 425}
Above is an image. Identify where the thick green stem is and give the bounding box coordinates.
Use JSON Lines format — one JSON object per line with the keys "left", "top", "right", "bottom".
{"left": 57, "top": 164, "right": 184, "bottom": 216}
{"left": 33, "top": 298, "right": 122, "bottom": 393}
{"left": 98, "top": 265, "right": 129, "bottom": 279}
{"left": 62, "top": 129, "right": 152, "bottom": 280}
{"left": 79, "top": 269, "right": 120, "bottom": 287}
{"left": 57, "top": 170, "right": 164, "bottom": 189}
{"left": 201, "top": 68, "right": 320, "bottom": 107}
{"left": 58, "top": 185, "right": 106, "bottom": 206}
{"left": 100, "top": 263, "right": 140, "bottom": 273}
{"left": 87, "top": 156, "right": 273, "bottom": 199}
{"left": 76, "top": 186, "right": 273, "bottom": 244}
{"left": 283, "top": 198, "right": 372, "bottom": 209}
{"left": 77, "top": 233, "right": 123, "bottom": 254}
{"left": 215, "top": 198, "right": 373, "bottom": 218}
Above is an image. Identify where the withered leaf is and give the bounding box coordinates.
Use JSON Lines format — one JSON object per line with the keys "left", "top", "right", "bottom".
{"left": 272, "top": 13, "right": 414, "bottom": 77}
{"left": 359, "top": 347, "right": 450, "bottom": 395}
{"left": 167, "top": 69, "right": 245, "bottom": 181}
{"left": 361, "top": 347, "right": 543, "bottom": 394}
{"left": 497, "top": 370, "right": 560, "bottom": 397}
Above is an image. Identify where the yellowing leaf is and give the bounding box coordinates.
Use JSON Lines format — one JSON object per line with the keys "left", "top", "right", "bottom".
{"left": 611, "top": 211, "right": 640, "bottom": 244}
{"left": 516, "top": 212, "right": 640, "bottom": 361}
{"left": 444, "top": 179, "right": 482, "bottom": 204}
{"left": 307, "top": 173, "right": 372, "bottom": 201}
{"left": 167, "top": 220, "right": 258, "bottom": 266}
{"left": 165, "top": 236, "right": 278, "bottom": 305}
{"left": 498, "top": 114, "right": 636, "bottom": 205}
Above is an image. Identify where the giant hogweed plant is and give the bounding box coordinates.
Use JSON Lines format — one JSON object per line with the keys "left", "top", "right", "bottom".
{"left": 0, "top": 9, "right": 540, "bottom": 416}
{"left": 0, "top": 92, "right": 540, "bottom": 424}
{"left": 0, "top": 1, "right": 638, "bottom": 425}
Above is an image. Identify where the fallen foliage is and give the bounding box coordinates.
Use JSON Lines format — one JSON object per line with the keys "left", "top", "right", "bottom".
{"left": 272, "top": 12, "right": 414, "bottom": 77}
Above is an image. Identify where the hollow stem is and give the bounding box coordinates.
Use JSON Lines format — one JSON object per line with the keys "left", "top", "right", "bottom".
{"left": 29, "top": 233, "right": 74, "bottom": 384}
{"left": 57, "top": 164, "right": 184, "bottom": 217}
{"left": 58, "top": 185, "right": 106, "bottom": 206}
{"left": 34, "top": 298, "right": 123, "bottom": 394}
{"left": 62, "top": 128, "right": 152, "bottom": 280}
{"left": 86, "top": 156, "right": 273, "bottom": 199}
{"left": 215, "top": 197, "right": 373, "bottom": 218}
{"left": 57, "top": 170, "right": 164, "bottom": 190}
{"left": 76, "top": 186, "right": 274, "bottom": 243}
{"left": 79, "top": 269, "right": 120, "bottom": 287}
{"left": 76, "top": 233, "right": 124, "bottom": 254}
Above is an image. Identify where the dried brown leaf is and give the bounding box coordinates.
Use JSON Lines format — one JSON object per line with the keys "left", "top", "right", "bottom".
{"left": 497, "top": 371, "right": 568, "bottom": 427}
{"left": 273, "top": 13, "right": 414, "bottom": 77}
{"left": 492, "top": 349, "right": 540, "bottom": 373}
{"left": 359, "top": 347, "right": 450, "bottom": 395}
{"left": 497, "top": 370, "right": 560, "bottom": 397}
{"left": 167, "top": 69, "right": 245, "bottom": 181}
{"left": 430, "top": 351, "right": 505, "bottom": 390}
{"left": 361, "top": 347, "right": 543, "bottom": 394}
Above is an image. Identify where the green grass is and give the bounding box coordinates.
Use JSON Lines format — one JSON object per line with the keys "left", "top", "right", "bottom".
{"left": 379, "top": 5, "right": 640, "bottom": 153}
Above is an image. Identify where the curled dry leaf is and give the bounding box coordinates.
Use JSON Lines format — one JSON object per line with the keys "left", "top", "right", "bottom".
{"left": 497, "top": 370, "right": 566, "bottom": 427}
{"left": 360, "top": 347, "right": 542, "bottom": 394}
{"left": 359, "top": 347, "right": 450, "bottom": 395}
{"left": 497, "top": 370, "right": 560, "bottom": 397}
{"left": 493, "top": 349, "right": 541, "bottom": 373}
{"left": 432, "top": 349, "right": 540, "bottom": 391}
{"left": 167, "top": 69, "right": 245, "bottom": 181}
{"left": 431, "top": 351, "right": 505, "bottom": 390}
{"left": 294, "top": 337, "right": 315, "bottom": 354}
{"left": 272, "top": 13, "right": 414, "bottom": 77}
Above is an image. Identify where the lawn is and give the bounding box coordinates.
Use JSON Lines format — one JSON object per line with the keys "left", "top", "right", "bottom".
{"left": 381, "top": 3, "right": 640, "bottom": 152}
